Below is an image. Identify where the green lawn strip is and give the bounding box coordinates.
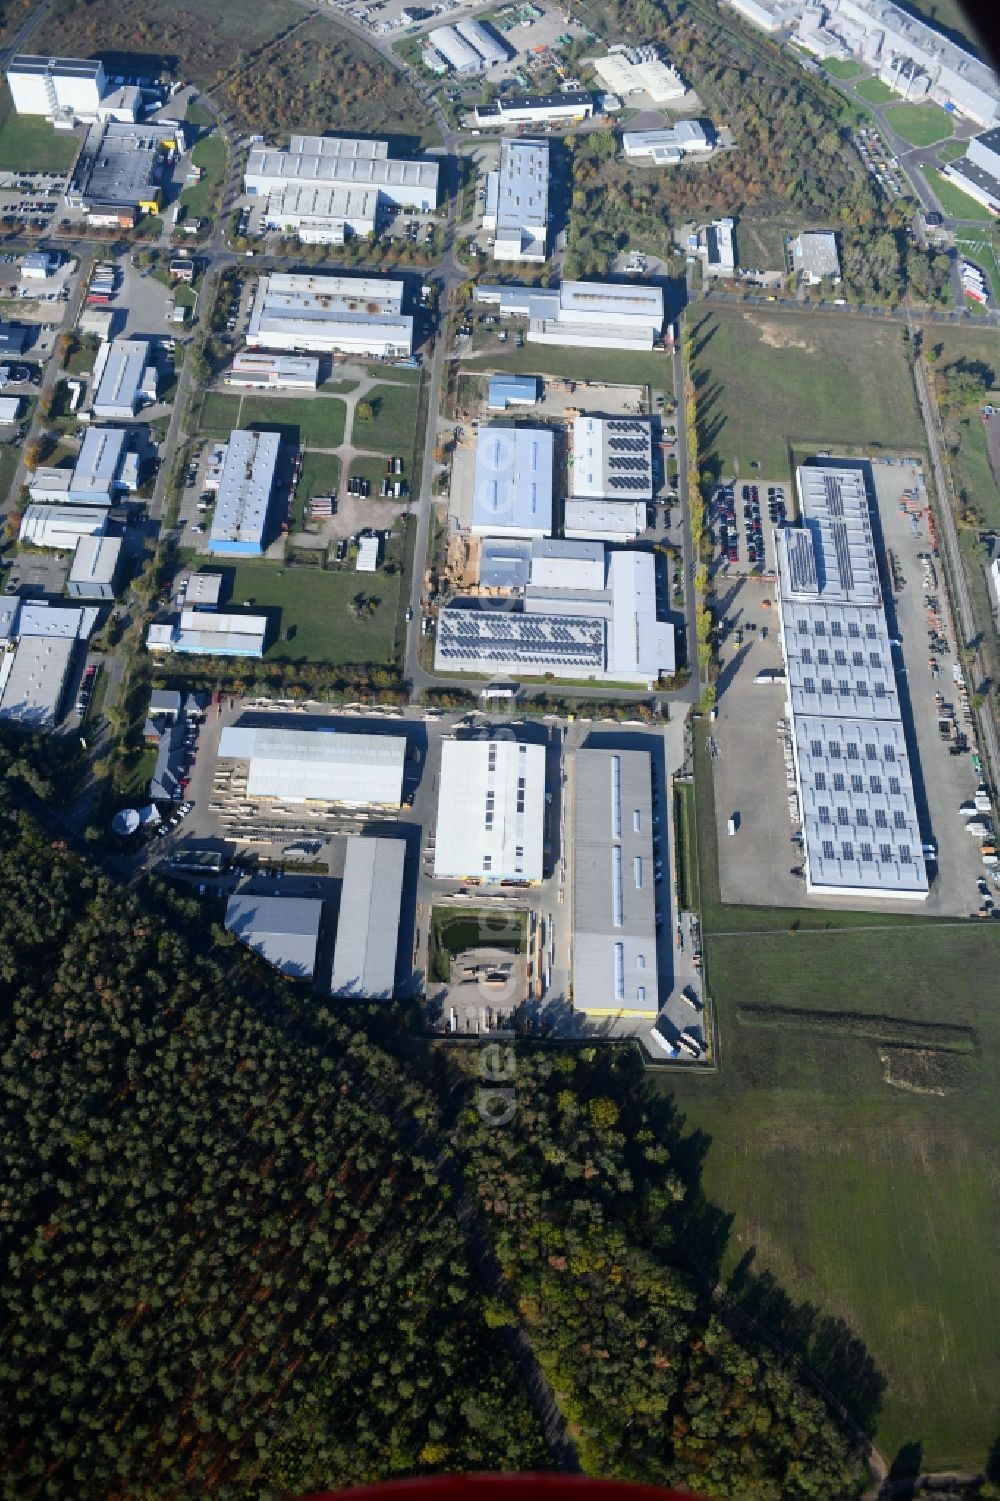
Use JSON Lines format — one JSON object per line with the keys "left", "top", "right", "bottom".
{"left": 0, "top": 88, "right": 79, "bottom": 171}
{"left": 688, "top": 303, "right": 924, "bottom": 481}
{"left": 226, "top": 559, "right": 398, "bottom": 665}
{"left": 0, "top": 443, "right": 19, "bottom": 502}
{"left": 463, "top": 344, "right": 673, "bottom": 391}
{"left": 184, "top": 98, "right": 215, "bottom": 128}
{"left": 198, "top": 391, "right": 346, "bottom": 446}
{"left": 937, "top": 140, "right": 968, "bottom": 164}
{"left": 736, "top": 1001, "right": 976, "bottom": 1053}
{"left": 822, "top": 57, "right": 861, "bottom": 79}
{"left": 178, "top": 131, "right": 226, "bottom": 222}
{"left": 320, "top": 378, "right": 359, "bottom": 394}
{"left": 363, "top": 364, "right": 421, "bottom": 385}
{"left": 117, "top": 744, "right": 157, "bottom": 799}
{"left": 428, "top": 905, "right": 527, "bottom": 983}
{"left": 673, "top": 780, "right": 699, "bottom": 912}
{"left": 883, "top": 103, "right": 953, "bottom": 147}
{"left": 922, "top": 167, "right": 995, "bottom": 222}
{"left": 294, "top": 450, "right": 340, "bottom": 530}
{"left": 855, "top": 76, "right": 898, "bottom": 104}
{"left": 350, "top": 381, "right": 419, "bottom": 455}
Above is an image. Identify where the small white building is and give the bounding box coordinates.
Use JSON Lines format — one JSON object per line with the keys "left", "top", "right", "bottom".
{"left": 225, "top": 353, "right": 320, "bottom": 390}
{"left": 0, "top": 396, "right": 21, "bottom": 423}
{"left": 791, "top": 230, "right": 841, "bottom": 284}
{"left": 621, "top": 120, "right": 712, "bottom": 165}
{"left": 20, "top": 250, "right": 60, "bottom": 280}
{"left": 589, "top": 48, "right": 688, "bottom": 103}
{"left": 701, "top": 217, "right": 736, "bottom": 276}
{"left": 563, "top": 498, "right": 646, "bottom": 542}
{"left": 356, "top": 535, "right": 380, "bottom": 572}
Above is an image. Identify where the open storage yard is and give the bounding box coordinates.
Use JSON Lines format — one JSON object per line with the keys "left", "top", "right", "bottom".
{"left": 658, "top": 718, "right": 1000, "bottom": 1471}
{"left": 689, "top": 304, "right": 925, "bottom": 482}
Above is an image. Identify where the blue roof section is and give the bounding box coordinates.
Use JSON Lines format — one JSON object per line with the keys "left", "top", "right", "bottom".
{"left": 487, "top": 374, "right": 540, "bottom": 409}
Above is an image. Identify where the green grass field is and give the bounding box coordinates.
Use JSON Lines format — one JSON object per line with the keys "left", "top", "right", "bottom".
{"left": 688, "top": 304, "right": 924, "bottom": 481}
{"left": 351, "top": 382, "right": 420, "bottom": 454}
{"left": 0, "top": 88, "right": 80, "bottom": 172}
{"left": 855, "top": 76, "right": 898, "bottom": 104}
{"left": 294, "top": 451, "right": 340, "bottom": 529}
{"left": 178, "top": 131, "right": 226, "bottom": 222}
{"left": 654, "top": 723, "right": 1000, "bottom": 1470}
{"left": 922, "top": 167, "right": 995, "bottom": 222}
{"left": 465, "top": 344, "right": 674, "bottom": 392}
{"left": 428, "top": 906, "right": 527, "bottom": 983}
{"left": 822, "top": 57, "right": 862, "bottom": 79}
{"left": 199, "top": 391, "right": 346, "bottom": 447}
{"left": 883, "top": 102, "right": 953, "bottom": 146}
{"left": 937, "top": 140, "right": 968, "bottom": 165}
{"left": 226, "top": 560, "right": 399, "bottom": 664}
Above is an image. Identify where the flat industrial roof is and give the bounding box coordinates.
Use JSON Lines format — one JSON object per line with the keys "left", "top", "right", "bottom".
{"left": 529, "top": 537, "right": 605, "bottom": 592}
{"left": 218, "top": 724, "right": 405, "bottom": 805}
{"left": 92, "top": 339, "right": 152, "bottom": 414}
{"left": 184, "top": 572, "right": 224, "bottom": 607}
{"left": 572, "top": 748, "right": 659, "bottom": 1015}
{"left": 209, "top": 429, "right": 280, "bottom": 552}
{"left": 10, "top": 54, "right": 102, "bottom": 78}
{"left": 331, "top": 837, "right": 406, "bottom": 998}
{"left": 792, "top": 230, "right": 840, "bottom": 280}
{"left": 479, "top": 537, "right": 532, "bottom": 590}
{"left": 434, "top": 738, "right": 545, "bottom": 881}
{"left": 0, "top": 635, "right": 75, "bottom": 728}
{"left": 247, "top": 271, "right": 412, "bottom": 352}
{"left": 471, "top": 425, "right": 554, "bottom": 536}
{"left": 494, "top": 138, "right": 549, "bottom": 256}
{"left": 225, "top": 894, "right": 323, "bottom": 979}
{"left": 247, "top": 135, "right": 438, "bottom": 193}
{"left": 564, "top": 498, "right": 646, "bottom": 540}
{"left": 68, "top": 533, "right": 122, "bottom": 585}
{"left": 572, "top": 414, "right": 653, "bottom": 500}
{"left": 73, "top": 426, "right": 127, "bottom": 496}
{"left": 75, "top": 120, "right": 168, "bottom": 208}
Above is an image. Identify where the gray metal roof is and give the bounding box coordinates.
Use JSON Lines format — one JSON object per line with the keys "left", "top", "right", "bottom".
{"left": 225, "top": 895, "right": 323, "bottom": 979}
{"left": 0, "top": 635, "right": 75, "bottom": 728}
{"left": 331, "top": 837, "right": 405, "bottom": 998}
{"left": 218, "top": 724, "right": 405, "bottom": 805}
{"left": 479, "top": 537, "right": 531, "bottom": 590}
{"left": 471, "top": 425, "right": 554, "bottom": 536}
{"left": 209, "top": 429, "right": 280, "bottom": 552}
{"left": 572, "top": 748, "right": 659, "bottom": 1015}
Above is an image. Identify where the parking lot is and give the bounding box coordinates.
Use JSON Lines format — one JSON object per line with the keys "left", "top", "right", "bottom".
{"left": 712, "top": 477, "right": 789, "bottom": 578}
{"left": 853, "top": 124, "right": 905, "bottom": 200}
{"left": 709, "top": 458, "right": 989, "bottom": 917}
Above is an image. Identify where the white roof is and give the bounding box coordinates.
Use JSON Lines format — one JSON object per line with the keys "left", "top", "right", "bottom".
{"left": 0, "top": 396, "right": 20, "bottom": 421}
{"left": 572, "top": 748, "right": 659, "bottom": 1015}
{"left": 68, "top": 534, "right": 122, "bottom": 586}
{"left": 356, "top": 535, "right": 379, "bottom": 572}
{"left": 19, "top": 505, "right": 107, "bottom": 549}
{"left": 209, "top": 429, "right": 280, "bottom": 552}
{"left": 529, "top": 537, "right": 605, "bottom": 592}
{"left": 247, "top": 271, "right": 412, "bottom": 354}
{"left": 494, "top": 138, "right": 549, "bottom": 260}
{"left": 16, "top": 600, "right": 95, "bottom": 639}
{"left": 246, "top": 133, "right": 438, "bottom": 196}
{"left": 471, "top": 425, "right": 554, "bottom": 537}
{"left": 558, "top": 280, "right": 664, "bottom": 328}
{"left": 572, "top": 414, "right": 653, "bottom": 500}
{"left": 0, "top": 635, "right": 75, "bottom": 728}
{"left": 72, "top": 425, "right": 127, "bottom": 499}
{"left": 428, "top": 25, "right": 484, "bottom": 70}
{"left": 590, "top": 52, "right": 687, "bottom": 102}
{"left": 434, "top": 738, "right": 545, "bottom": 882}
{"left": 184, "top": 572, "right": 223, "bottom": 607}
{"left": 330, "top": 837, "right": 406, "bottom": 998}
{"left": 564, "top": 498, "right": 646, "bottom": 540}
{"left": 218, "top": 724, "right": 405, "bottom": 805}
{"left": 225, "top": 894, "right": 323, "bottom": 979}
{"left": 92, "top": 338, "right": 152, "bottom": 414}
{"left": 229, "top": 353, "right": 319, "bottom": 386}
{"left": 792, "top": 230, "right": 840, "bottom": 280}
{"left": 622, "top": 121, "right": 710, "bottom": 159}
{"left": 607, "top": 550, "right": 676, "bottom": 679}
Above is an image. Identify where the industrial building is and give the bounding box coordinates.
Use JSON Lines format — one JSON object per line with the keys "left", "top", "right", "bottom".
{"left": 723, "top": 0, "right": 805, "bottom": 31}
{"left": 224, "top": 895, "right": 323, "bottom": 980}
{"left": 217, "top": 724, "right": 406, "bottom": 806}
{"left": 21, "top": 250, "right": 60, "bottom": 280}
{"left": 146, "top": 609, "right": 269, "bottom": 657}
{"left": 436, "top": 544, "right": 675, "bottom": 685}
{"left": 67, "top": 534, "right": 123, "bottom": 599}
{"left": 7, "top": 54, "right": 104, "bottom": 119}
{"left": 19, "top": 505, "right": 107, "bottom": 550}
{"left": 572, "top": 748, "right": 660, "bottom": 1017}
{"left": 433, "top": 738, "right": 545, "bottom": 883}
{"left": 226, "top": 353, "right": 320, "bottom": 390}
{"left": 475, "top": 93, "right": 595, "bottom": 128}
{"left": 701, "top": 217, "right": 737, "bottom": 275}
{"left": 775, "top": 463, "right": 928, "bottom": 900}
{"left": 0, "top": 397, "right": 21, "bottom": 423}
{"left": 621, "top": 120, "right": 712, "bottom": 164}
{"left": 944, "top": 127, "right": 1000, "bottom": 213}
{"left": 428, "top": 18, "right": 511, "bottom": 74}
{"left": 246, "top": 272, "right": 413, "bottom": 358}
{"left": 589, "top": 45, "right": 688, "bottom": 103}
{"left": 572, "top": 415, "right": 653, "bottom": 501}
{"left": 487, "top": 374, "right": 539, "bottom": 411}
{"left": 30, "top": 426, "right": 132, "bottom": 506}
{"left": 479, "top": 537, "right": 531, "bottom": 590}
{"left": 471, "top": 425, "right": 554, "bottom": 538}
{"left": 791, "top": 230, "right": 841, "bottom": 284}
{"left": 244, "top": 134, "right": 439, "bottom": 242}
{"left": 0, "top": 323, "right": 29, "bottom": 357}
{"left": 475, "top": 279, "right": 664, "bottom": 350}
{"left": 68, "top": 120, "right": 183, "bottom": 226}
{"left": 209, "top": 429, "right": 281, "bottom": 556}
{"left": 0, "top": 636, "right": 76, "bottom": 729}
{"left": 91, "top": 339, "right": 158, "bottom": 419}
{"left": 330, "top": 836, "right": 406, "bottom": 999}
{"left": 185, "top": 573, "right": 224, "bottom": 609}
{"left": 483, "top": 138, "right": 550, "bottom": 262}
{"left": 563, "top": 498, "right": 647, "bottom": 542}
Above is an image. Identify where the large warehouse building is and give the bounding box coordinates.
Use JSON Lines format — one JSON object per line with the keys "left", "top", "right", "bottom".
{"left": 944, "top": 127, "right": 1000, "bottom": 213}
{"left": 246, "top": 272, "right": 413, "bottom": 358}
{"left": 471, "top": 425, "right": 554, "bottom": 538}
{"left": 775, "top": 463, "right": 928, "bottom": 901}
{"left": 7, "top": 54, "right": 104, "bottom": 118}
{"left": 572, "top": 748, "right": 660, "bottom": 1017}
{"left": 244, "top": 134, "right": 439, "bottom": 241}
{"left": 331, "top": 836, "right": 406, "bottom": 999}
{"left": 29, "top": 426, "right": 133, "bottom": 506}
{"left": 428, "top": 19, "right": 511, "bottom": 74}
{"left": 19, "top": 505, "right": 107, "bottom": 550}
{"left": 433, "top": 738, "right": 545, "bottom": 883}
{"left": 621, "top": 120, "right": 712, "bottom": 165}
{"left": 572, "top": 415, "right": 653, "bottom": 501}
{"left": 68, "top": 120, "right": 182, "bottom": 226}
{"left": 483, "top": 138, "right": 550, "bottom": 263}
{"left": 475, "top": 93, "right": 595, "bottom": 128}
{"left": 209, "top": 429, "right": 281, "bottom": 556}
{"left": 563, "top": 499, "right": 647, "bottom": 542}
{"left": 146, "top": 609, "right": 269, "bottom": 657}
{"left": 437, "top": 543, "right": 675, "bottom": 685}
{"left": 224, "top": 895, "right": 323, "bottom": 980}
{"left": 475, "top": 279, "right": 664, "bottom": 350}
{"left": 225, "top": 353, "right": 320, "bottom": 391}
{"left": 218, "top": 724, "right": 406, "bottom": 806}
{"left": 91, "top": 339, "right": 158, "bottom": 419}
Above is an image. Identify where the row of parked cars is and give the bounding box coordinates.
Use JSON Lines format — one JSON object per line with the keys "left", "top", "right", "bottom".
{"left": 157, "top": 801, "right": 193, "bottom": 837}
{"left": 75, "top": 662, "right": 98, "bottom": 718}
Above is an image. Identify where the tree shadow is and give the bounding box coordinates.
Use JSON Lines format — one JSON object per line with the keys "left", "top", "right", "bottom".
{"left": 886, "top": 1439, "right": 922, "bottom": 1499}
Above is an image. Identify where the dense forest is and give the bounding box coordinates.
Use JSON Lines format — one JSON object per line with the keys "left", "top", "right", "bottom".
{"left": 1, "top": 731, "right": 868, "bottom": 1498}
